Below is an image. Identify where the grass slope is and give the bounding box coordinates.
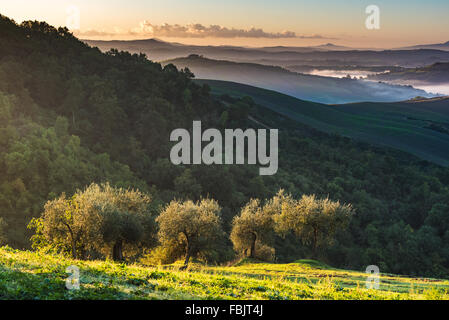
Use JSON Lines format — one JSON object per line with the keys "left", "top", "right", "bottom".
{"left": 196, "top": 79, "right": 449, "bottom": 166}
{"left": 1, "top": 247, "right": 448, "bottom": 300}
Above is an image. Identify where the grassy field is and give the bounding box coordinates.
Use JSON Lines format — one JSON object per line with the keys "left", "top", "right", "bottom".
{"left": 195, "top": 79, "right": 449, "bottom": 166}
{"left": 1, "top": 246, "right": 448, "bottom": 300}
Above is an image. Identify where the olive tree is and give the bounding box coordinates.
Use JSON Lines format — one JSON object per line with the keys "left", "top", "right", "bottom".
{"left": 276, "top": 194, "right": 353, "bottom": 257}
{"left": 29, "top": 183, "right": 157, "bottom": 261}
{"left": 230, "top": 190, "right": 294, "bottom": 260}
{"left": 29, "top": 195, "right": 85, "bottom": 258}
{"left": 230, "top": 199, "right": 274, "bottom": 259}
{"left": 156, "top": 199, "right": 223, "bottom": 268}
{"left": 76, "top": 183, "right": 157, "bottom": 261}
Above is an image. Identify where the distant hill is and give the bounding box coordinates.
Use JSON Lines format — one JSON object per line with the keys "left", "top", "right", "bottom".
{"left": 400, "top": 41, "right": 449, "bottom": 51}
{"left": 313, "top": 43, "right": 352, "bottom": 51}
{"left": 258, "top": 43, "right": 353, "bottom": 52}
{"left": 165, "top": 55, "right": 435, "bottom": 104}
{"left": 85, "top": 38, "right": 449, "bottom": 68}
{"left": 368, "top": 62, "right": 449, "bottom": 83}
{"left": 196, "top": 79, "right": 449, "bottom": 166}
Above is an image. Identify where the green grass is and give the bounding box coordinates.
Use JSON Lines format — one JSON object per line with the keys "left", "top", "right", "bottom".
{"left": 196, "top": 79, "right": 449, "bottom": 166}
{"left": 1, "top": 246, "right": 448, "bottom": 300}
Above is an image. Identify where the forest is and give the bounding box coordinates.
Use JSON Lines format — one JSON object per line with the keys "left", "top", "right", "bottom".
{"left": 1, "top": 14, "right": 449, "bottom": 278}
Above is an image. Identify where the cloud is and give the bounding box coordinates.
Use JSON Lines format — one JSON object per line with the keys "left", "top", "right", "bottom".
{"left": 297, "top": 34, "right": 332, "bottom": 39}
{"left": 135, "top": 21, "right": 299, "bottom": 38}
{"left": 75, "top": 22, "right": 336, "bottom": 40}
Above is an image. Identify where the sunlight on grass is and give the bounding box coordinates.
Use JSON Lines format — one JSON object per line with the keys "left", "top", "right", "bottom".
{"left": 1, "top": 246, "right": 448, "bottom": 300}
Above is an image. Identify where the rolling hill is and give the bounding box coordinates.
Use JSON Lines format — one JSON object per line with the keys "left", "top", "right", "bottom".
{"left": 368, "top": 62, "right": 449, "bottom": 84}
{"left": 165, "top": 55, "right": 434, "bottom": 104}
{"left": 196, "top": 79, "right": 449, "bottom": 166}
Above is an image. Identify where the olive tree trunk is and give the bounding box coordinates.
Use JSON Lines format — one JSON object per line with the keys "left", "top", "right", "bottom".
{"left": 249, "top": 232, "right": 257, "bottom": 259}
{"left": 181, "top": 232, "right": 192, "bottom": 270}
{"left": 112, "top": 240, "right": 123, "bottom": 261}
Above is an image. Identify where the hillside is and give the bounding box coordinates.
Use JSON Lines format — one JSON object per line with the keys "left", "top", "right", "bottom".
{"left": 1, "top": 246, "right": 448, "bottom": 300}
{"left": 164, "top": 55, "right": 434, "bottom": 104}
{"left": 3, "top": 15, "right": 449, "bottom": 279}
{"left": 196, "top": 79, "right": 449, "bottom": 166}
{"left": 368, "top": 62, "right": 449, "bottom": 84}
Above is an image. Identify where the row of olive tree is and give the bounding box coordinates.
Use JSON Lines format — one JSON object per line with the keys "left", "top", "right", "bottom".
{"left": 29, "top": 184, "right": 352, "bottom": 267}
{"left": 28, "top": 183, "right": 222, "bottom": 266}
{"left": 230, "top": 190, "right": 353, "bottom": 260}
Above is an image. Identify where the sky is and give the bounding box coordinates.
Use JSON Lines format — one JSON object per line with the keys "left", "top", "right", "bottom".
{"left": 1, "top": 0, "right": 449, "bottom": 48}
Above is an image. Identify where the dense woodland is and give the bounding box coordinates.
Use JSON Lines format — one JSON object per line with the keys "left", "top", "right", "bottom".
{"left": 1, "top": 15, "right": 449, "bottom": 277}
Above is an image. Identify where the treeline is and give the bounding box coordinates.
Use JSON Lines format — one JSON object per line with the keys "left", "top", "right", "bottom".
{"left": 29, "top": 183, "right": 352, "bottom": 268}
{"left": 1, "top": 15, "right": 449, "bottom": 277}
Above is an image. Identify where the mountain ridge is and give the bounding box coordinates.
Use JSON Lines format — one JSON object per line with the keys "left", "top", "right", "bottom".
{"left": 85, "top": 38, "right": 449, "bottom": 67}
{"left": 400, "top": 40, "right": 449, "bottom": 51}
